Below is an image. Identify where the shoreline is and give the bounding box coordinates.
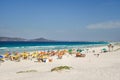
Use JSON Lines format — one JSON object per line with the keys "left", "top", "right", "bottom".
{"left": 0, "top": 42, "right": 109, "bottom": 55}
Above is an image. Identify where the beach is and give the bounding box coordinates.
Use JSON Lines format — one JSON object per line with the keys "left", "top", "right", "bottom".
{"left": 1, "top": 0, "right": 120, "bottom": 80}
{"left": 0, "top": 44, "right": 120, "bottom": 80}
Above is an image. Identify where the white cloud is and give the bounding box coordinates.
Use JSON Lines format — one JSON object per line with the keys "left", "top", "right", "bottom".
{"left": 87, "top": 21, "right": 120, "bottom": 29}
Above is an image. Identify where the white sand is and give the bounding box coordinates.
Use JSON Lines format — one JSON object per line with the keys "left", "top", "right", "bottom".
{"left": 0, "top": 45, "right": 120, "bottom": 80}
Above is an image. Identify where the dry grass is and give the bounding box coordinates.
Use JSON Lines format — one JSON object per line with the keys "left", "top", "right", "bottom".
{"left": 16, "top": 70, "right": 37, "bottom": 74}
{"left": 51, "top": 66, "right": 72, "bottom": 72}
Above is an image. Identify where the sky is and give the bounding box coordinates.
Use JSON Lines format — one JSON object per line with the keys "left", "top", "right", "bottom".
{"left": 0, "top": 0, "right": 120, "bottom": 41}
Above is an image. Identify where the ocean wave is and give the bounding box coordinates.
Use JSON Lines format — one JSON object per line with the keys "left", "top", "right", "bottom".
{"left": 0, "top": 47, "right": 8, "bottom": 50}
{"left": 0, "top": 43, "right": 108, "bottom": 54}
{"left": 0, "top": 44, "right": 106, "bottom": 50}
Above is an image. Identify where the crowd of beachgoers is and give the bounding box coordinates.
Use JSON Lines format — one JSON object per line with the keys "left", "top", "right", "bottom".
{"left": 0, "top": 43, "right": 115, "bottom": 63}
{"left": 0, "top": 48, "right": 87, "bottom": 63}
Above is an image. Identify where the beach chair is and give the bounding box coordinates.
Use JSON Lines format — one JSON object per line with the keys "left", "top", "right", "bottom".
{"left": 58, "top": 54, "right": 63, "bottom": 59}
{"left": 80, "top": 54, "right": 86, "bottom": 57}
{"left": 76, "top": 53, "right": 86, "bottom": 57}
{"left": 49, "top": 58, "right": 53, "bottom": 62}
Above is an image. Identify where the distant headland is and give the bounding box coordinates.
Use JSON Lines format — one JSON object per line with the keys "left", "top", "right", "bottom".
{"left": 0, "top": 37, "right": 111, "bottom": 42}
{"left": 0, "top": 37, "right": 55, "bottom": 42}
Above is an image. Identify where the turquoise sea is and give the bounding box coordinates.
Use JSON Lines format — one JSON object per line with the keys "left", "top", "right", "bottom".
{"left": 0, "top": 41, "right": 109, "bottom": 55}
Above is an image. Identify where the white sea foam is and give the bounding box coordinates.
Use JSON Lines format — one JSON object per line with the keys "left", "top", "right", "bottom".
{"left": 0, "top": 44, "right": 107, "bottom": 55}
{"left": 0, "top": 47, "right": 8, "bottom": 50}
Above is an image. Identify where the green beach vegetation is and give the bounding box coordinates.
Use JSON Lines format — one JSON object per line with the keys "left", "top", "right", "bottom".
{"left": 16, "top": 70, "right": 37, "bottom": 74}
{"left": 51, "top": 66, "right": 72, "bottom": 72}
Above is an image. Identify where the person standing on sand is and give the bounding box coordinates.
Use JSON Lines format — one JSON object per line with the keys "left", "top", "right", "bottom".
{"left": 111, "top": 45, "right": 114, "bottom": 51}
{"left": 108, "top": 44, "right": 112, "bottom": 52}
{"left": 108, "top": 44, "right": 114, "bottom": 52}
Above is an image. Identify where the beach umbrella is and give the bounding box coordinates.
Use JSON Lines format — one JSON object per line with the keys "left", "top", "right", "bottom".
{"left": 68, "top": 49, "right": 72, "bottom": 52}
{"left": 77, "top": 49, "right": 83, "bottom": 52}
{"left": 102, "top": 48, "right": 107, "bottom": 52}
{"left": 0, "top": 55, "right": 3, "bottom": 58}
{"left": 102, "top": 48, "right": 106, "bottom": 51}
{"left": 0, "top": 55, "right": 4, "bottom": 62}
{"left": 68, "top": 49, "right": 73, "bottom": 54}
{"left": 77, "top": 49, "right": 80, "bottom": 52}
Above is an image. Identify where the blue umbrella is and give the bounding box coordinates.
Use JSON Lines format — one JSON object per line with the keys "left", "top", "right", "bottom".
{"left": 0, "top": 55, "right": 3, "bottom": 58}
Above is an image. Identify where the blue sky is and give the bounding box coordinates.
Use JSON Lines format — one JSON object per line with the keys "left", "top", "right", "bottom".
{"left": 0, "top": 0, "right": 120, "bottom": 41}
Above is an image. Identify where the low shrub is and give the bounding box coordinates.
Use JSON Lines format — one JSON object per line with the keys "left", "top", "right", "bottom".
{"left": 51, "top": 66, "right": 72, "bottom": 72}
